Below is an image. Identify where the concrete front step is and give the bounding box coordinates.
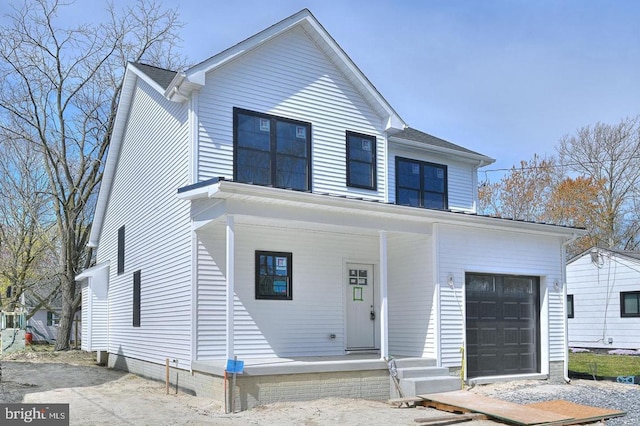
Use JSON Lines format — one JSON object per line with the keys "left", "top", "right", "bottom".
{"left": 400, "top": 375, "right": 462, "bottom": 396}
{"left": 391, "top": 357, "right": 437, "bottom": 368}
{"left": 396, "top": 366, "right": 451, "bottom": 379}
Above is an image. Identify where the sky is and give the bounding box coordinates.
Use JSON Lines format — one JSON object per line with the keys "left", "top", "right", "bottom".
{"left": 18, "top": 0, "right": 640, "bottom": 183}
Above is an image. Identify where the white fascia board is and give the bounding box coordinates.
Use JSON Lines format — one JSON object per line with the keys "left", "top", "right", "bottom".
{"left": 88, "top": 67, "right": 139, "bottom": 248}
{"left": 165, "top": 71, "right": 205, "bottom": 103}
{"left": 389, "top": 137, "right": 495, "bottom": 165}
{"left": 208, "top": 181, "right": 585, "bottom": 238}
{"left": 75, "top": 261, "right": 110, "bottom": 281}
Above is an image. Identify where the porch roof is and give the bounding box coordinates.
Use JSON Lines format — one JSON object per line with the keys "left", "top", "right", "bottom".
{"left": 178, "top": 179, "right": 586, "bottom": 239}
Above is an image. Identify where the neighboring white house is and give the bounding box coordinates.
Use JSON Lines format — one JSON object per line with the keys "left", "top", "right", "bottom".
{"left": 567, "top": 247, "right": 640, "bottom": 350}
{"left": 76, "top": 9, "right": 585, "bottom": 408}
{"left": 23, "top": 290, "right": 81, "bottom": 344}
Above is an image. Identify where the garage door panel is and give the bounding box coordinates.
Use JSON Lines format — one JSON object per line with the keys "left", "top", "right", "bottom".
{"left": 504, "top": 302, "right": 519, "bottom": 319}
{"left": 520, "top": 328, "right": 535, "bottom": 344}
{"left": 503, "top": 353, "right": 520, "bottom": 371}
{"left": 466, "top": 274, "right": 540, "bottom": 378}
{"left": 467, "top": 327, "right": 478, "bottom": 344}
{"left": 520, "top": 302, "right": 533, "bottom": 319}
{"left": 478, "top": 354, "right": 499, "bottom": 375}
{"left": 480, "top": 301, "right": 498, "bottom": 319}
{"left": 480, "top": 327, "right": 498, "bottom": 345}
{"left": 503, "top": 328, "right": 519, "bottom": 345}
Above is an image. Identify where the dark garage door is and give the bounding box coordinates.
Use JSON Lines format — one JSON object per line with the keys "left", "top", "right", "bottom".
{"left": 465, "top": 273, "right": 540, "bottom": 378}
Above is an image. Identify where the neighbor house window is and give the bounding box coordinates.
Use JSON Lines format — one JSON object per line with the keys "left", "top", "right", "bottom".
{"left": 620, "top": 291, "right": 640, "bottom": 317}
{"left": 395, "top": 157, "right": 447, "bottom": 209}
{"left": 567, "top": 294, "right": 574, "bottom": 318}
{"left": 346, "top": 131, "right": 377, "bottom": 190}
{"left": 117, "top": 225, "right": 125, "bottom": 275}
{"left": 47, "top": 311, "right": 60, "bottom": 326}
{"left": 234, "top": 108, "right": 311, "bottom": 191}
{"left": 133, "top": 270, "right": 141, "bottom": 327}
{"left": 255, "top": 251, "right": 292, "bottom": 300}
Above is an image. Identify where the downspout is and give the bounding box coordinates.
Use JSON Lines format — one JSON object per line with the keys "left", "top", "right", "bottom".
{"left": 561, "top": 233, "right": 579, "bottom": 384}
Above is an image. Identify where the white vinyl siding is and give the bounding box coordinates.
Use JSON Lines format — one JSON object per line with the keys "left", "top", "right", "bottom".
{"left": 81, "top": 286, "right": 89, "bottom": 349}
{"left": 196, "top": 223, "right": 379, "bottom": 359}
{"left": 436, "top": 224, "right": 564, "bottom": 368}
{"left": 567, "top": 252, "right": 640, "bottom": 349}
{"left": 96, "top": 78, "right": 191, "bottom": 367}
{"left": 388, "top": 146, "right": 476, "bottom": 211}
{"left": 80, "top": 263, "right": 109, "bottom": 352}
{"left": 197, "top": 27, "right": 386, "bottom": 199}
{"left": 387, "top": 234, "right": 435, "bottom": 357}
{"left": 28, "top": 310, "right": 58, "bottom": 342}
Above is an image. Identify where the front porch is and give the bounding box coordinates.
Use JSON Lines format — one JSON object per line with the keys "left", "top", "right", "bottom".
{"left": 190, "top": 354, "right": 460, "bottom": 410}
{"left": 192, "top": 353, "right": 425, "bottom": 376}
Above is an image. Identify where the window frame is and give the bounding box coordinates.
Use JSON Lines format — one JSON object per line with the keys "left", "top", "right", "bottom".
{"left": 117, "top": 225, "right": 125, "bottom": 275}
{"left": 346, "top": 130, "right": 377, "bottom": 190}
{"left": 620, "top": 291, "right": 640, "bottom": 317}
{"left": 395, "top": 157, "right": 448, "bottom": 210}
{"left": 255, "top": 250, "right": 293, "bottom": 300}
{"left": 233, "top": 108, "right": 312, "bottom": 192}
{"left": 133, "top": 270, "right": 141, "bottom": 327}
{"left": 47, "top": 311, "right": 60, "bottom": 327}
{"left": 567, "top": 294, "right": 574, "bottom": 318}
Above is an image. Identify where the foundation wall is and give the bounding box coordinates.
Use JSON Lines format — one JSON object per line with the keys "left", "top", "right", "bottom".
{"left": 108, "top": 353, "right": 390, "bottom": 410}
{"left": 549, "top": 361, "right": 566, "bottom": 383}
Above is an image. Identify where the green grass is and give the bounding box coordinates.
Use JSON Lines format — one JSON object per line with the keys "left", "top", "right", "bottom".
{"left": 569, "top": 352, "right": 640, "bottom": 377}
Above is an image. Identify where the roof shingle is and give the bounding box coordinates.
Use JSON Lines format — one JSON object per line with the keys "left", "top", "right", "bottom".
{"left": 132, "top": 62, "right": 177, "bottom": 90}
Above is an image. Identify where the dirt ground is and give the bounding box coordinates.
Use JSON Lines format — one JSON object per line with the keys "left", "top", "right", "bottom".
{"left": 0, "top": 347, "right": 624, "bottom": 425}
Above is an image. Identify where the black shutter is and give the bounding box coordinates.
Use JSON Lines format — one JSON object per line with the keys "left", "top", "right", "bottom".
{"left": 133, "top": 270, "right": 141, "bottom": 327}
{"left": 117, "top": 226, "right": 125, "bottom": 274}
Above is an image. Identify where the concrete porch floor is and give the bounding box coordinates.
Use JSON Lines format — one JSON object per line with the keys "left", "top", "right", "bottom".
{"left": 192, "top": 354, "right": 436, "bottom": 377}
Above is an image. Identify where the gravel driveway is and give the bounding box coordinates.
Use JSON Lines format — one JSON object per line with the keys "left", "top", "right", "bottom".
{"left": 472, "top": 379, "right": 639, "bottom": 425}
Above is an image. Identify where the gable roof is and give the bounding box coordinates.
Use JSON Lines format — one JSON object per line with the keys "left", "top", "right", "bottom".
{"left": 164, "top": 8, "right": 405, "bottom": 132}
{"left": 390, "top": 127, "right": 494, "bottom": 164}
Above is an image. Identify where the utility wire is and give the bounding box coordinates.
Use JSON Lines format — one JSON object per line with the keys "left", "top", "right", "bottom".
{"left": 481, "top": 154, "right": 640, "bottom": 175}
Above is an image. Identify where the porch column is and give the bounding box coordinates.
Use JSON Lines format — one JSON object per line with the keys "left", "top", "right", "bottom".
{"left": 379, "top": 230, "right": 389, "bottom": 359}
{"left": 226, "top": 215, "right": 235, "bottom": 359}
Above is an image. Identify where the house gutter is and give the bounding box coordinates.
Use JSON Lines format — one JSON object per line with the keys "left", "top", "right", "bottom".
{"left": 561, "top": 233, "right": 579, "bottom": 384}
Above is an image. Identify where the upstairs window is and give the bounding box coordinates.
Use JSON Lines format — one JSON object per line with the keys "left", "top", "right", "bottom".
{"left": 621, "top": 291, "right": 640, "bottom": 317}
{"left": 346, "top": 131, "right": 377, "bottom": 190}
{"left": 234, "top": 108, "right": 311, "bottom": 191}
{"left": 396, "top": 157, "right": 447, "bottom": 210}
{"left": 255, "top": 251, "right": 292, "bottom": 300}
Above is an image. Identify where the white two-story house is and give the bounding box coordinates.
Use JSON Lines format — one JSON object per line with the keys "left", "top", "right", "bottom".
{"left": 77, "top": 9, "right": 584, "bottom": 409}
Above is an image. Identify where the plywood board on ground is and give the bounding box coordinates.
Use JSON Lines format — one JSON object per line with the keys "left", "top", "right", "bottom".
{"left": 419, "top": 391, "right": 573, "bottom": 425}
{"left": 526, "top": 400, "right": 625, "bottom": 424}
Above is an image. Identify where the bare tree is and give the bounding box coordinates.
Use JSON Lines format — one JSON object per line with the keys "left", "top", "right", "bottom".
{"left": 0, "top": 0, "right": 185, "bottom": 350}
{"left": 558, "top": 116, "right": 640, "bottom": 250}
{"left": 0, "top": 130, "right": 57, "bottom": 314}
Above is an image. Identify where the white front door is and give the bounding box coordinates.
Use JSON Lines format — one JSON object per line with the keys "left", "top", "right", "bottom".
{"left": 346, "top": 263, "right": 376, "bottom": 350}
